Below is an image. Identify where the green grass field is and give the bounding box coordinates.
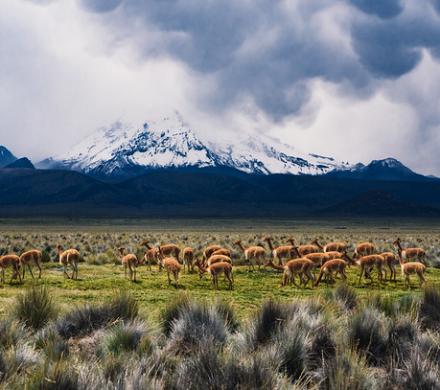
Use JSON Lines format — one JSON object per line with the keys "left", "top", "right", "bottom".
{"left": 0, "top": 221, "right": 439, "bottom": 322}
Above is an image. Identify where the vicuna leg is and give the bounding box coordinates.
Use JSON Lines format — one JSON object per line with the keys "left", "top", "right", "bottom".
{"left": 28, "top": 263, "right": 34, "bottom": 279}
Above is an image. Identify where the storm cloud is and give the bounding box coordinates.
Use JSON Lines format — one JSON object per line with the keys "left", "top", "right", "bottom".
{"left": 1, "top": 0, "right": 440, "bottom": 175}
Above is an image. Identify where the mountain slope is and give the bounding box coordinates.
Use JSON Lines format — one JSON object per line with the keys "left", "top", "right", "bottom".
{"left": 327, "top": 158, "right": 429, "bottom": 181}
{"left": 5, "top": 157, "right": 35, "bottom": 169}
{"left": 41, "top": 114, "right": 347, "bottom": 178}
{"left": 0, "top": 146, "right": 17, "bottom": 167}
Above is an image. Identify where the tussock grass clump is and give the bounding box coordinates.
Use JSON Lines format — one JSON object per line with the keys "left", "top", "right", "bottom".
{"left": 349, "top": 307, "right": 389, "bottom": 365}
{"left": 398, "top": 350, "right": 440, "bottom": 390}
{"left": 0, "top": 320, "right": 28, "bottom": 350}
{"left": 166, "top": 302, "right": 228, "bottom": 354}
{"left": 213, "top": 299, "right": 240, "bottom": 333}
{"left": 332, "top": 284, "right": 358, "bottom": 311}
{"left": 56, "top": 291, "right": 138, "bottom": 339}
{"left": 160, "top": 293, "right": 191, "bottom": 337}
{"left": 13, "top": 286, "right": 56, "bottom": 330}
{"left": 388, "top": 315, "right": 418, "bottom": 365}
{"left": 419, "top": 285, "right": 440, "bottom": 331}
{"left": 252, "top": 300, "right": 289, "bottom": 347}
{"left": 34, "top": 325, "right": 69, "bottom": 361}
{"left": 100, "top": 321, "right": 151, "bottom": 356}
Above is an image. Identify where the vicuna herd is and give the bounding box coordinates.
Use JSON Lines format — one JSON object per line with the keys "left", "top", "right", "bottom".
{"left": 0, "top": 237, "right": 429, "bottom": 290}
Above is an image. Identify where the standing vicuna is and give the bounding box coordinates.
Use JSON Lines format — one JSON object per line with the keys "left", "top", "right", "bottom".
{"left": 397, "top": 250, "right": 426, "bottom": 288}
{"left": 314, "top": 259, "right": 348, "bottom": 287}
{"left": 353, "top": 242, "right": 375, "bottom": 258}
{"left": 234, "top": 240, "right": 266, "bottom": 271}
{"left": 207, "top": 254, "right": 232, "bottom": 266}
{"left": 263, "top": 237, "right": 299, "bottom": 265}
{"left": 118, "top": 247, "right": 140, "bottom": 282}
{"left": 312, "top": 239, "right": 348, "bottom": 253}
{"left": 265, "top": 258, "right": 315, "bottom": 288}
{"left": 160, "top": 255, "right": 182, "bottom": 287}
{"left": 158, "top": 243, "right": 181, "bottom": 262}
{"left": 182, "top": 247, "right": 195, "bottom": 273}
{"left": 20, "top": 249, "right": 43, "bottom": 279}
{"left": 379, "top": 252, "right": 399, "bottom": 282}
{"left": 0, "top": 254, "right": 22, "bottom": 284}
{"left": 57, "top": 245, "right": 79, "bottom": 280}
{"left": 287, "top": 239, "right": 321, "bottom": 256}
{"left": 393, "top": 238, "right": 426, "bottom": 265}
{"left": 140, "top": 241, "right": 160, "bottom": 271}
{"left": 355, "top": 254, "right": 385, "bottom": 284}
{"left": 196, "top": 260, "right": 234, "bottom": 290}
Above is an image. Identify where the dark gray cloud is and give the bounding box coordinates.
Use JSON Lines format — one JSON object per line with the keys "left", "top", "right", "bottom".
{"left": 77, "top": 0, "right": 440, "bottom": 121}
{"left": 348, "top": 0, "right": 403, "bottom": 19}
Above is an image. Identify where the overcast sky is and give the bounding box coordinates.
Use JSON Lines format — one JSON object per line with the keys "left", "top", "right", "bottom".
{"left": 1, "top": 0, "right": 440, "bottom": 175}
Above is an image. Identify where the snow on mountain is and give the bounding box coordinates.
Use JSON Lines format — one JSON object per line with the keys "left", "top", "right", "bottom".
{"left": 44, "top": 113, "right": 348, "bottom": 178}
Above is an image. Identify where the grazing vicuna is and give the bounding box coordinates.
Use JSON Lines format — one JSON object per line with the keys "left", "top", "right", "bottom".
{"left": 312, "top": 239, "right": 347, "bottom": 253}
{"left": 196, "top": 260, "right": 234, "bottom": 290}
{"left": 287, "top": 239, "right": 321, "bottom": 256}
{"left": 393, "top": 238, "right": 426, "bottom": 265}
{"left": 234, "top": 240, "right": 266, "bottom": 271}
{"left": 207, "top": 254, "right": 232, "bottom": 266}
{"left": 355, "top": 254, "right": 385, "bottom": 284}
{"left": 118, "top": 247, "right": 140, "bottom": 282}
{"left": 314, "top": 259, "right": 348, "bottom": 287}
{"left": 263, "top": 237, "right": 299, "bottom": 265}
{"left": 182, "top": 247, "right": 195, "bottom": 272}
{"left": 20, "top": 249, "right": 43, "bottom": 279}
{"left": 265, "top": 258, "right": 315, "bottom": 288}
{"left": 203, "top": 245, "right": 223, "bottom": 262}
{"left": 0, "top": 254, "right": 22, "bottom": 284}
{"left": 379, "top": 252, "right": 399, "bottom": 282}
{"left": 57, "top": 245, "right": 79, "bottom": 280}
{"left": 353, "top": 242, "right": 375, "bottom": 258}
{"left": 161, "top": 256, "right": 182, "bottom": 287}
{"left": 141, "top": 241, "right": 160, "bottom": 271}
{"left": 210, "top": 248, "right": 231, "bottom": 258}
{"left": 397, "top": 250, "right": 426, "bottom": 288}
{"left": 158, "top": 243, "right": 180, "bottom": 261}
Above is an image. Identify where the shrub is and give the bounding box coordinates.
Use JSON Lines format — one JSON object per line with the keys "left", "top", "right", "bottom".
{"left": 349, "top": 308, "right": 389, "bottom": 365}
{"left": 13, "top": 286, "right": 56, "bottom": 330}
{"left": 419, "top": 285, "right": 440, "bottom": 331}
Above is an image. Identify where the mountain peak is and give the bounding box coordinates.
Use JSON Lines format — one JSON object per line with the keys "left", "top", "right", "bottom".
{"left": 42, "top": 114, "right": 345, "bottom": 178}
{"left": 4, "top": 157, "right": 34, "bottom": 169}
{"left": 0, "top": 146, "right": 17, "bottom": 167}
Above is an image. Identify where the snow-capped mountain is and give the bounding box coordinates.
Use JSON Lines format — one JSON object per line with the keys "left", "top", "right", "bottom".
{"left": 40, "top": 114, "right": 348, "bottom": 178}
{"left": 0, "top": 146, "right": 17, "bottom": 167}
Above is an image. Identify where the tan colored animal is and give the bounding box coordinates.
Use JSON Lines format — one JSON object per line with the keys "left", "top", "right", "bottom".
{"left": 207, "top": 254, "right": 232, "bottom": 266}
{"left": 379, "top": 252, "right": 399, "bottom": 282}
{"left": 203, "top": 245, "right": 223, "bottom": 261}
{"left": 162, "top": 256, "right": 182, "bottom": 287}
{"left": 397, "top": 250, "right": 426, "bottom": 288}
{"left": 118, "top": 247, "right": 140, "bottom": 282}
{"left": 182, "top": 247, "right": 195, "bottom": 272}
{"left": 197, "top": 260, "right": 234, "bottom": 290}
{"left": 210, "top": 248, "right": 231, "bottom": 258}
{"left": 265, "top": 258, "right": 315, "bottom": 288}
{"left": 393, "top": 238, "right": 426, "bottom": 264}
{"left": 355, "top": 254, "right": 385, "bottom": 284}
{"left": 0, "top": 254, "right": 22, "bottom": 284}
{"left": 314, "top": 259, "right": 348, "bottom": 286}
{"left": 263, "top": 237, "right": 299, "bottom": 265}
{"left": 19, "top": 249, "right": 42, "bottom": 279}
{"left": 353, "top": 242, "right": 375, "bottom": 258}
{"left": 287, "top": 239, "right": 321, "bottom": 256}
{"left": 312, "top": 239, "right": 347, "bottom": 253}
{"left": 234, "top": 240, "right": 266, "bottom": 271}
{"left": 57, "top": 245, "right": 79, "bottom": 280}
{"left": 158, "top": 244, "right": 180, "bottom": 261}
{"left": 141, "top": 241, "right": 160, "bottom": 270}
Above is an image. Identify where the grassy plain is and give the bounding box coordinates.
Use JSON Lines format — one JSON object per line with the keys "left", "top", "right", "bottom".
{"left": 0, "top": 219, "right": 439, "bottom": 322}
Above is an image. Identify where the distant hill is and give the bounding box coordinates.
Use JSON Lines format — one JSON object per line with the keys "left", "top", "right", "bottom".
{"left": 4, "top": 157, "right": 35, "bottom": 169}
{"left": 326, "top": 158, "right": 429, "bottom": 181}
{"left": 0, "top": 146, "right": 17, "bottom": 167}
{"left": 0, "top": 167, "right": 439, "bottom": 218}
